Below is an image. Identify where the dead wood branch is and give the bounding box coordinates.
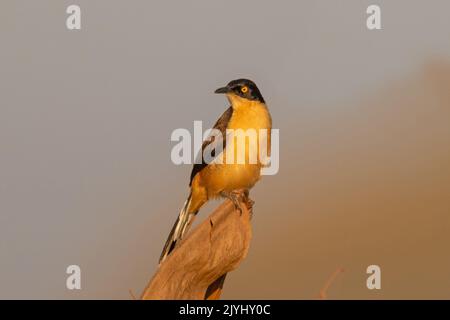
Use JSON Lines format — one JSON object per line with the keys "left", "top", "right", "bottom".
{"left": 141, "top": 197, "right": 252, "bottom": 300}
{"left": 318, "top": 267, "right": 345, "bottom": 299}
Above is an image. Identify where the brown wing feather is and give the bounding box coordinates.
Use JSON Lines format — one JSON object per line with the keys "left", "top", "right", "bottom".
{"left": 189, "top": 107, "right": 233, "bottom": 186}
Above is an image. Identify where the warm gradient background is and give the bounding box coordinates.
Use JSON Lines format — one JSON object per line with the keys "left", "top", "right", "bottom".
{"left": 1, "top": 1, "right": 449, "bottom": 299}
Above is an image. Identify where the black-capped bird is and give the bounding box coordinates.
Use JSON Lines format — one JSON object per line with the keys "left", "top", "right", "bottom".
{"left": 159, "top": 79, "right": 272, "bottom": 263}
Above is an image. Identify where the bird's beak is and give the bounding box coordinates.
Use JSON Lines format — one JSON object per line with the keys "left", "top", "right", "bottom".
{"left": 214, "top": 86, "right": 230, "bottom": 94}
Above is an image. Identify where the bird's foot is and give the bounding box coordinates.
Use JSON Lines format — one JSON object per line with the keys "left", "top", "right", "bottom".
{"left": 221, "top": 189, "right": 253, "bottom": 216}
{"left": 241, "top": 189, "right": 254, "bottom": 211}
{"left": 242, "top": 189, "right": 254, "bottom": 218}
{"left": 221, "top": 190, "right": 244, "bottom": 214}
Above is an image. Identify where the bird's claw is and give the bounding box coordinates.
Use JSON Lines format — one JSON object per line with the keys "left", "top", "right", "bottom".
{"left": 221, "top": 190, "right": 253, "bottom": 216}
{"left": 230, "top": 192, "right": 244, "bottom": 215}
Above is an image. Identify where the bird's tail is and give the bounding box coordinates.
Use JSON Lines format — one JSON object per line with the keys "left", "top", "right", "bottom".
{"left": 159, "top": 193, "right": 197, "bottom": 264}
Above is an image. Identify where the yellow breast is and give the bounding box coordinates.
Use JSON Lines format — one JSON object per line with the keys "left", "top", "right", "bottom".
{"left": 199, "top": 97, "right": 272, "bottom": 197}
{"left": 227, "top": 97, "right": 272, "bottom": 131}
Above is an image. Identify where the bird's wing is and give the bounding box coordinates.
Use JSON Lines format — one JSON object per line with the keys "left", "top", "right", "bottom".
{"left": 189, "top": 106, "right": 233, "bottom": 186}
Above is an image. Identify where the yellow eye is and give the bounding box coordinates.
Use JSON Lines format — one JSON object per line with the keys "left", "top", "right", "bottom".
{"left": 241, "top": 86, "right": 248, "bottom": 93}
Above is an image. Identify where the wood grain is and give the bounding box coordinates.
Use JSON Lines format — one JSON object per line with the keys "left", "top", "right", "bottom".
{"left": 141, "top": 197, "right": 252, "bottom": 300}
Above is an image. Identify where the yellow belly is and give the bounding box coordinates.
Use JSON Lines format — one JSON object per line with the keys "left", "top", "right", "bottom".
{"left": 201, "top": 163, "right": 261, "bottom": 198}
{"left": 198, "top": 100, "right": 272, "bottom": 198}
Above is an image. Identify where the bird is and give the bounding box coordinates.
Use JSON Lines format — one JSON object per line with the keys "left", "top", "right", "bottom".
{"left": 159, "top": 78, "right": 272, "bottom": 264}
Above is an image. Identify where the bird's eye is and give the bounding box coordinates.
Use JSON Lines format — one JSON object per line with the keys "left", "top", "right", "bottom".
{"left": 241, "top": 86, "right": 248, "bottom": 93}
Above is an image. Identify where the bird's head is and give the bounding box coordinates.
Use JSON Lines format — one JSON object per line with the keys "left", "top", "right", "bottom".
{"left": 214, "top": 79, "right": 265, "bottom": 105}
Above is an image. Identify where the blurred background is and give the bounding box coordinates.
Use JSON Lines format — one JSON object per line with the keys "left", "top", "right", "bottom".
{"left": 0, "top": 0, "right": 449, "bottom": 299}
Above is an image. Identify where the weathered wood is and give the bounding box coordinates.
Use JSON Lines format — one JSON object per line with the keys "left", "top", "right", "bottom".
{"left": 141, "top": 198, "right": 252, "bottom": 300}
